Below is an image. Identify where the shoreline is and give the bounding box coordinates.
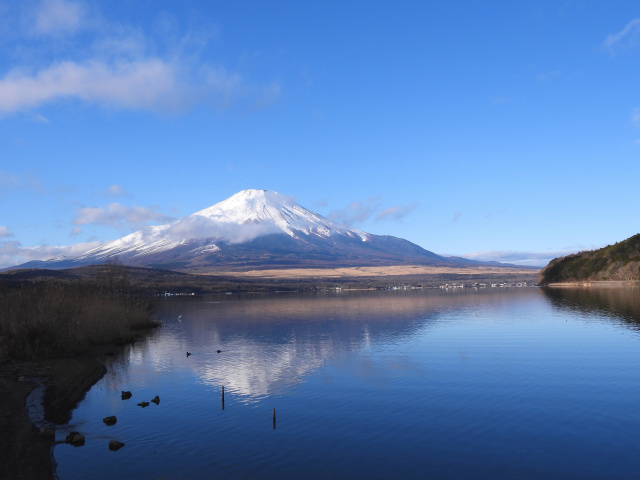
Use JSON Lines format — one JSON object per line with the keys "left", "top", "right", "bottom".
{"left": 543, "top": 280, "right": 640, "bottom": 288}
{"left": 0, "top": 346, "right": 116, "bottom": 480}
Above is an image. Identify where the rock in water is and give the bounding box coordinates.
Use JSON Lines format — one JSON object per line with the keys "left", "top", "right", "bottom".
{"left": 109, "top": 440, "right": 125, "bottom": 451}
{"left": 121, "top": 391, "right": 132, "bottom": 400}
{"left": 137, "top": 401, "right": 150, "bottom": 408}
{"left": 103, "top": 416, "right": 117, "bottom": 426}
{"left": 151, "top": 395, "right": 160, "bottom": 405}
{"left": 66, "top": 432, "right": 85, "bottom": 446}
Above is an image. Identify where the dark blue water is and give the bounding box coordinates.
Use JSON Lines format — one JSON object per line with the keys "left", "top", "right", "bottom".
{"left": 53, "top": 287, "right": 640, "bottom": 479}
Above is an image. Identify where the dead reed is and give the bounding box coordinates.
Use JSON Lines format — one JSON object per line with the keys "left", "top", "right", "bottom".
{"left": 0, "top": 280, "right": 157, "bottom": 362}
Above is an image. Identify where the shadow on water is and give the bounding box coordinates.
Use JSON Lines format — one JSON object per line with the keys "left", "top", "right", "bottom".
{"left": 541, "top": 285, "right": 640, "bottom": 331}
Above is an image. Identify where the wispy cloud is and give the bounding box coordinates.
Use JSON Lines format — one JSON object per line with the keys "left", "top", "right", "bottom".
{"left": 0, "top": 239, "right": 102, "bottom": 269}
{"left": 376, "top": 202, "right": 418, "bottom": 221}
{"left": 452, "top": 212, "right": 462, "bottom": 222}
{"left": 31, "top": 0, "right": 86, "bottom": 36}
{"left": 31, "top": 112, "right": 50, "bottom": 123}
{"left": 164, "top": 215, "right": 281, "bottom": 245}
{"left": 328, "top": 199, "right": 380, "bottom": 227}
{"left": 73, "top": 202, "right": 174, "bottom": 230}
{"left": 603, "top": 18, "right": 640, "bottom": 51}
{"left": 100, "top": 184, "right": 131, "bottom": 198}
{"left": 0, "top": 59, "right": 260, "bottom": 115}
{"left": 0, "top": 171, "right": 45, "bottom": 196}
{"left": 0, "top": 1, "right": 280, "bottom": 116}
{"left": 328, "top": 198, "right": 420, "bottom": 227}
{"left": 0, "top": 226, "right": 13, "bottom": 238}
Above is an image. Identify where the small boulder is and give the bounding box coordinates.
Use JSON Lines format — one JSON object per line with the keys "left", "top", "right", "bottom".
{"left": 66, "top": 432, "right": 85, "bottom": 446}
{"left": 103, "top": 416, "right": 117, "bottom": 426}
{"left": 137, "top": 401, "right": 150, "bottom": 408}
{"left": 151, "top": 395, "right": 160, "bottom": 405}
{"left": 108, "top": 440, "right": 125, "bottom": 451}
{"left": 121, "top": 391, "right": 132, "bottom": 400}
{"left": 217, "top": 350, "right": 222, "bottom": 354}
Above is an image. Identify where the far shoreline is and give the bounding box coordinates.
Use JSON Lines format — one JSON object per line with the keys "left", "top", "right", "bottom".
{"left": 543, "top": 280, "right": 640, "bottom": 288}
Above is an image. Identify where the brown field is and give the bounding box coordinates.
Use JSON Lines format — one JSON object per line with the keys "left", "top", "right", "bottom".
{"left": 205, "top": 264, "right": 539, "bottom": 279}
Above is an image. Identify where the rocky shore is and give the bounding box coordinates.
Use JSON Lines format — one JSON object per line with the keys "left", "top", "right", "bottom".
{"left": 0, "top": 347, "right": 113, "bottom": 480}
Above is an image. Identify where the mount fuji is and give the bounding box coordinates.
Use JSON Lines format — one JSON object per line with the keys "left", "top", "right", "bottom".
{"left": 11, "top": 189, "right": 475, "bottom": 272}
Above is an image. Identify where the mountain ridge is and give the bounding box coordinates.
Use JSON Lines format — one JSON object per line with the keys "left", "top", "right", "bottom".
{"left": 5, "top": 189, "right": 528, "bottom": 273}
{"left": 538, "top": 233, "right": 640, "bottom": 284}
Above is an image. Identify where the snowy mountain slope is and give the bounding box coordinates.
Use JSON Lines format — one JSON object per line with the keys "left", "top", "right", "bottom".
{"left": 7, "top": 189, "right": 454, "bottom": 272}
{"left": 75, "top": 190, "right": 371, "bottom": 261}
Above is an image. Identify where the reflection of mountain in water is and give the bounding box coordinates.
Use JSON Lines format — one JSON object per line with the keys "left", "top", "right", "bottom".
{"left": 541, "top": 286, "right": 640, "bottom": 332}
{"left": 148, "top": 289, "right": 536, "bottom": 400}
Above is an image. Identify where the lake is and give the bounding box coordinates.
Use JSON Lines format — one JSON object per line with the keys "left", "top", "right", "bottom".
{"left": 52, "top": 287, "right": 640, "bottom": 479}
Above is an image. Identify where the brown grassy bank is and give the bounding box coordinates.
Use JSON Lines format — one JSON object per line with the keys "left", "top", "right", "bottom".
{"left": 0, "top": 280, "right": 157, "bottom": 363}
{"left": 0, "top": 275, "right": 158, "bottom": 480}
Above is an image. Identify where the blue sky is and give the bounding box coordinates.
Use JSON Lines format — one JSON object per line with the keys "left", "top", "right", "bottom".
{"left": 1, "top": 0, "right": 639, "bottom": 269}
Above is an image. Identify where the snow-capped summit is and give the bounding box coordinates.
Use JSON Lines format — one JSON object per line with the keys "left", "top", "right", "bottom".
{"left": 10, "top": 189, "right": 449, "bottom": 272}
{"left": 191, "top": 189, "right": 368, "bottom": 240}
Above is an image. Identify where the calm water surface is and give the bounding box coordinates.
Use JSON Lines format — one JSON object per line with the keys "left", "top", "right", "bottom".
{"left": 54, "top": 287, "right": 640, "bottom": 479}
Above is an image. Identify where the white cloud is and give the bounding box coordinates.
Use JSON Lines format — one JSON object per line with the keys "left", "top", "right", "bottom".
{"left": 632, "top": 107, "right": 640, "bottom": 124}
{"left": 0, "top": 239, "right": 102, "bottom": 269}
{"left": 0, "top": 59, "right": 234, "bottom": 114}
{"left": 328, "top": 199, "right": 421, "bottom": 226}
{"left": 164, "top": 215, "right": 281, "bottom": 245}
{"left": 603, "top": 18, "right": 640, "bottom": 51}
{"left": 0, "top": 226, "right": 13, "bottom": 238}
{"left": 328, "top": 199, "right": 380, "bottom": 227}
{"left": 0, "top": 2, "right": 280, "bottom": 116}
{"left": 101, "top": 184, "right": 131, "bottom": 198}
{"left": 73, "top": 202, "right": 174, "bottom": 230}
{"left": 31, "top": 113, "right": 50, "bottom": 123}
{"left": 376, "top": 202, "right": 418, "bottom": 221}
{"left": 32, "top": 0, "right": 85, "bottom": 36}
{"left": 0, "top": 58, "right": 279, "bottom": 116}
{"left": 0, "top": 171, "right": 45, "bottom": 195}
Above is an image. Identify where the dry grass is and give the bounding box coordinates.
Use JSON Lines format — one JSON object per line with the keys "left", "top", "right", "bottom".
{"left": 202, "top": 264, "right": 539, "bottom": 279}
{"left": 0, "top": 281, "right": 157, "bottom": 362}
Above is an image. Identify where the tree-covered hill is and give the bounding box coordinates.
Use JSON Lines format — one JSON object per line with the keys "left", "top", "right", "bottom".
{"left": 538, "top": 234, "right": 640, "bottom": 285}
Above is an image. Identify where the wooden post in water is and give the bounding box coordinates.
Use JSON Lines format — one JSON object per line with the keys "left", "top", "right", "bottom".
{"left": 273, "top": 408, "right": 276, "bottom": 429}
{"left": 222, "top": 386, "right": 225, "bottom": 410}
